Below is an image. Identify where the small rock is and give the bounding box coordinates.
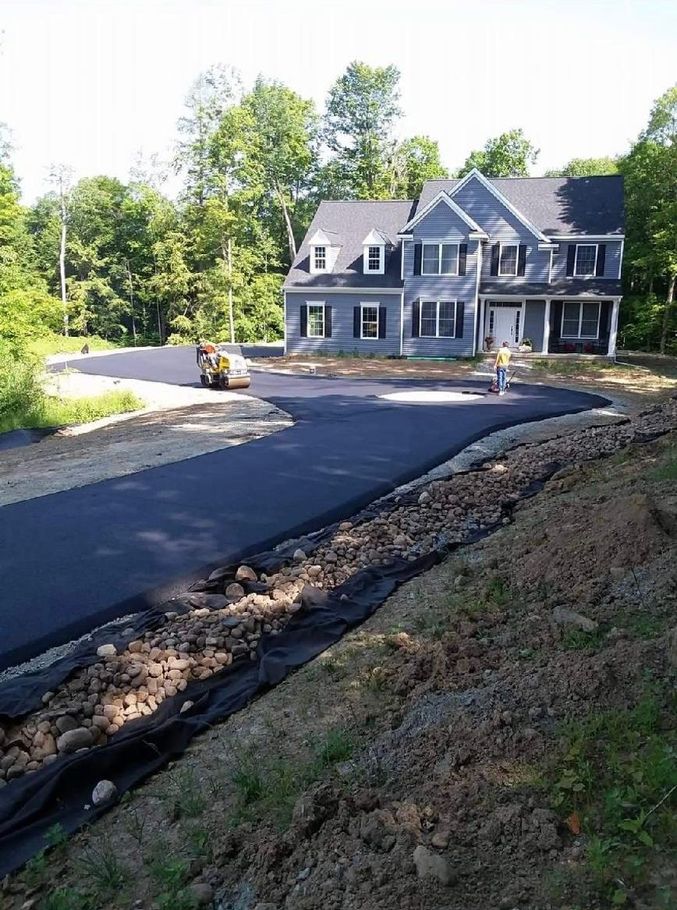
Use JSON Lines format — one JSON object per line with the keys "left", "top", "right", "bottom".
{"left": 55, "top": 715, "right": 78, "bottom": 735}
{"left": 92, "top": 779, "right": 118, "bottom": 805}
{"left": 551, "top": 606, "right": 598, "bottom": 633}
{"left": 339, "top": 521, "right": 353, "bottom": 531}
{"left": 430, "top": 829, "right": 450, "bottom": 849}
{"left": 186, "top": 882, "right": 213, "bottom": 905}
{"left": 235, "top": 565, "right": 257, "bottom": 583}
{"left": 57, "top": 727, "right": 93, "bottom": 753}
{"left": 293, "top": 548, "right": 307, "bottom": 562}
{"left": 96, "top": 644, "right": 117, "bottom": 658}
{"left": 413, "top": 845, "right": 455, "bottom": 885}
{"left": 180, "top": 700, "right": 194, "bottom": 714}
{"left": 418, "top": 491, "right": 431, "bottom": 505}
{"left": 225, "top": 582, "right": 245, "bottom": 600}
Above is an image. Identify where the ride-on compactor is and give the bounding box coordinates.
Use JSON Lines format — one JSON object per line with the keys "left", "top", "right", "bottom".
{"left": 196, "top": 342, "right": 251, "bottom": 390}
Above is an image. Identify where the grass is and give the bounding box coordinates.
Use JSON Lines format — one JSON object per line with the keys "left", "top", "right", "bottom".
{"left": 548, "top": 693, "right": 676, "bottom": 906}
{"left": 0, "top": 388, "right": 143, "bottom": 433}
{"left": 560, "top": 627, "right": 605, "bottom": 652}
{"left": 649, "top": 446, "right": 677, "bottom": 481}
{"left": 74, "top": 837, "right": 129, "bottom": 900}
{"left": 29, "top": 332, "right": 118, "bottom": 358}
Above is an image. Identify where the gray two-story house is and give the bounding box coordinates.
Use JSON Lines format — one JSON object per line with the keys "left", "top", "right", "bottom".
{"left": 283, "top": 168, "right": 624, "bottom": 358}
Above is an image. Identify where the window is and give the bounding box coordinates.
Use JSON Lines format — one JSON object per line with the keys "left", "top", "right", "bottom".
{"left": 421, "top": 243, "right": 459, "bottom": 276}
{"left": 574, "top": 244, "right": 597, "bottom": 276}
{"left": 307, "top": 304, "right": 325, "bottom": 338}
{"left": 420, "top": 300, "right": 456, "bottom": 338}
{"left": 498, "top": 244, "right": 518, "bottom": 277}
{"left": 561, "top": 301, "right": 600, "bottom": 339}
{"left": 366, "top": 246, "right": 382, "bottom": 272}
{"left": 313, "top": 246, "right": 327, "bottom": 271}
{"left": 361, "top": 304, "right": 379, "bottom": 339}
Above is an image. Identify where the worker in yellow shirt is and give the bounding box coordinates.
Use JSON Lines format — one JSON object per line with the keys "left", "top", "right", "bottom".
{"left": 494, "top": 341, "right": 512, "bottom": 396}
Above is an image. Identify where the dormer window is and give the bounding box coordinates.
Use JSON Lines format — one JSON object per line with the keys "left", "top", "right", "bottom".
{"left": 313, "top": 246, "right": 327, "bottom": 271}
{"left": 367, "top": 246, "right": 382, "bottom": 272}
{"left": 362, "top": 229, "right": 387, "bottom": 275}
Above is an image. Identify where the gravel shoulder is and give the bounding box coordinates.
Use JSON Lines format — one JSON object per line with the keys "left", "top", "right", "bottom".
{"left": 1, "top": 372, "right": 291, "bottom": 506}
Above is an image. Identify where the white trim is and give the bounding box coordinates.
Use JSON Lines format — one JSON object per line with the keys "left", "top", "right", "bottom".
{"left": 484, "top": 300, "right": 524, "bottom": 347}
{"left": 608, "top": 298, "right": 621, "bottom": 356}
{"left": 400, "top": 240, "right": 407, "bottom": 280}
{"left": 448, "top": 169, "right": 549, "bottom": 242}
{"left": 359, "top": 301, "right": 380, "bottom": 340}
{"left": 363, "top": 243, "right": 385, "bottom": 276}
{"left": 306, "top": 302, "right": 326, "bottom": 338}
{"left": 283, "top": 286, "right": 397, "bottom": 294}
{"left": 399, "top": 190, "right": 486, "bottom": 235}
{"left": 308, "top": 229, "right": 337, "bottom": 245}
{"left": 573, "top": 243, "right": 599, "bottom": 278}
{"left": 419, "top": 299, "right": 458, "bottom": 339}
{"left": 542, "top": 298, "right": 551, "bottom": 354}
{"left": 399, "top": 291, "right": 404, "bottom": 356}
{"left": 498, "top": 242, "right": 519, "bottom": 277}
{"left": 561, "top": 300, "right": 601, "bottom": 339}
{"left": 472, "top": 242, "right": 482, "bottom": 356}
{"left": 283, "top": 290, "right": 288, "bottom": 355}
{"left": 550, "top": 234, "right": 624, "bottom": 241}
{"left": 548, "top": 247, "right": 554, "bottom": 284}
{"left": 421, "top": 241, "right": 460, "bottom": 276}
{"left": 618, "top": 239, "right": 625, "bottom": 279}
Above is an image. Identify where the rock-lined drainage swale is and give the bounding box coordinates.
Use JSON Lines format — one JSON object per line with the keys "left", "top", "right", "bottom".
{"left": 0, "top": 398, "right": 675, "bottom": 876}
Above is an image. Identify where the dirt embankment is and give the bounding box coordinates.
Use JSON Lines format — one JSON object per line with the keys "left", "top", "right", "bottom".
{"left": 3, "top": 400, "right": 676, "bottom": 910}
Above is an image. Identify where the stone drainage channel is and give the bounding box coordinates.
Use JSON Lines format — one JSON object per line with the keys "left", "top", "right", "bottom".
{"left": 0, "top": 398, "right": 675, "bottom": 877}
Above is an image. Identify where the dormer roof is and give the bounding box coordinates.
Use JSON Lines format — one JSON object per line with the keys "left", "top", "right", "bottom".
{"left": 308, "top": 228, "right": 340, "bottom": 246}
{"left": 362, "top": 228, "right": 390, "bottom": 246}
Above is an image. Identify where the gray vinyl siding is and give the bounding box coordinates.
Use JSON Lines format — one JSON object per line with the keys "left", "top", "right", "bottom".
{"left": 403, "top": 231, "right": 479, "bottom": 357}
{"left": 522, "top": 300, "right": 546, "bottom": 351}
{"left": 451, "top": 177, "right": 550, "bottom": 283}
{"left": 550, "top": 240, "right": 623, "bottom": 281}
{"left": 285, "top": 292, "right": 401, "bottom": 356}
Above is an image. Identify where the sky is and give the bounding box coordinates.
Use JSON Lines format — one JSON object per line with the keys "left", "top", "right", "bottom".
{"left": 0, "top": 0, "right": 675, "bottom": 202}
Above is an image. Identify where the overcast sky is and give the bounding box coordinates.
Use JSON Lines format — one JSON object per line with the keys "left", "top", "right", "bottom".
{"left": 1, "top": 0, "right": 675, "bottom": 201}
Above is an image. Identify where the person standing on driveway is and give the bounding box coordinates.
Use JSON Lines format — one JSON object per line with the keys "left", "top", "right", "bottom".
{"left": 495, "top": 341, "right": 511, "bottom": 396}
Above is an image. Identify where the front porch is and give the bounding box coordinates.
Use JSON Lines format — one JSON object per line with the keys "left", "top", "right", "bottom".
{"left": 478, "top": 296, "right": 621, "bottom": 357}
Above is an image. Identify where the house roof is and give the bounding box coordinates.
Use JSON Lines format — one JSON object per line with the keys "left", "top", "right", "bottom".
{"left": 479, "top": 279, "right": 623, "bottom": 297}
{"left": 418, "top": 175, "right": 625, "bottom": 236}
{"left": 285, "top": 200, "right": 416, "bottom": 289}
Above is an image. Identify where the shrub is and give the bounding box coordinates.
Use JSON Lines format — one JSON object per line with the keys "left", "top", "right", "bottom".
{"left": 0, "top": 349, "right": 44, "bottom": 430}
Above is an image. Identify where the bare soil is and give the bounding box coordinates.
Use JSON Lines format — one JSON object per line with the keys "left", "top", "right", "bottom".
{"left": 3, "top": 408, "right": 675, "bottom": 910}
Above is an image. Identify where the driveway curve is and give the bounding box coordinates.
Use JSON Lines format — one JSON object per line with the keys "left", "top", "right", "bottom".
{"left": 0, "top": 347, "right": 609, "bottom": 670}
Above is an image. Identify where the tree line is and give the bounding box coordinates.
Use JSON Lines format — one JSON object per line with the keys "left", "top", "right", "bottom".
{"left": 0, "top": 63, "right": 675, "bottom": 353}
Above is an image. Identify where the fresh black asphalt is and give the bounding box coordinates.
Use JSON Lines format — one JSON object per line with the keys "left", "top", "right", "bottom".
{"left": 0, "top": 347, "right": 609, "bottom": 670}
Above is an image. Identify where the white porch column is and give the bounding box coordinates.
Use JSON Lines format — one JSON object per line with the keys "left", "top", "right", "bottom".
{"left": 542, "top": 299, "right": 551, "bottom": 354}
{"left": 478, "top": 298, "right": 485, "bottom": 350}
{"left": 608, "top": 298, "right": 621, "bottom": 357}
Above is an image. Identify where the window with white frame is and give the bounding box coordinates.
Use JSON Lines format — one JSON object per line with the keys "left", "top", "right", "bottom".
{"left": 366, "top": 246, "right": 382, "bottom": 272}
{"left": 421, "top": 243, "right": 459, "bottom": 276}
{"left": 307, "top": 304, "right": 325, "bottom": 338}
{"left": 313, "top": 246, "right": 327, "bottom": 271}
{"left": 361, "top": 304, "right": 379, "bottom": 339}
{"left": 574, "top": 244, "right": 598, "bottom": 276}
{"left": 420, "top": 300, "right": 456, "bottom": 338}
{"left": 498, "top": 244, "right": 518, "bottom": 276}
{"left": 561, "top": 301, "right": 600, "bottom": 338}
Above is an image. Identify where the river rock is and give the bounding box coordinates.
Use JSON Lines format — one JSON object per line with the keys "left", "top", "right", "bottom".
{"left": 413, "top": 845, "right": 455, "bottom": 885}
{"left": 225, "top": 583, "right": 245, "bottom": 600}
{"left": 96, "top": 644, "right": 117, "bottom": 658}
{"left": 187, "top": 882, "right": 214, "bottom": 905}
{"left": 235, "top": 565, "right": 257, "bottom": 582}
{"left": 551, "top": 606, "right": 598, "bottom": 633}
{"left": 92, "top": 779, "right": 118, "bottom": 805}
{"left": 56, "top": 727, "right": 93, "bottom": 753}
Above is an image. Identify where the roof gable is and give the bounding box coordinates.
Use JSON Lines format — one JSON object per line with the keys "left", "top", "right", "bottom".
{"left": 399, "top": 189, "right": 486, "bottom": 235}
{"left": 448, "top": 169, "right": 548, "bottom": 241}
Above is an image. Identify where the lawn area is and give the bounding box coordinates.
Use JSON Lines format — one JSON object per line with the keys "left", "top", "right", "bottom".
{"left": 28, "top": 333, "right": 119, "bottom": 359}
{"left": 0, "top": 387, "right": 144, "bottom": 434}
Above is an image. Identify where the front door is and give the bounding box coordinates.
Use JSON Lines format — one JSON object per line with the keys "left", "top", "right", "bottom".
{"left": 487, "top": 304, "right": 522, "bottom": 348}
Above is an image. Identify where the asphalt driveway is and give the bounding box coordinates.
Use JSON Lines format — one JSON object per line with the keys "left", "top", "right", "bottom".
{"left": 0, "top": 347, "right": 609, "bottom": 670}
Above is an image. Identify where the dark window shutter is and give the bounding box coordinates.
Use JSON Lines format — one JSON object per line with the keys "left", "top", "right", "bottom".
{"left": 490, "top": 244, "right": 499, "bottom": 276}
{"left": 413, "top": 243, "right": 422, "bottom": 276}
{"left": 596, "top": 244, "right": 606, "bottom": 276}
{"left": 353, "top": 306, "right": 360, "bottom": 338}
{"left": 455, "top": 302, "right": 465, "bottom": 338}
{"left": 300, "top": 305, "right": 307, "bottom": 338}
{"left": 325, "top": 305, "right": 332, "bottom": 338}
{"left": 566, "top": 245, "right": 576, "bottom": 276}
{"left": 517, "top": 244, "right": 527, "bottom": 276}
{"left": 378, "top": 306, "right": 387, "bottom": 339}
{"left": 599, "top": 300, "right": 611, "bottom": 338}
{"left": 458, "top": 243, "right": 467, "bottom": 276}
{"left": 412, "top": 300, "right": 420, "bottom": 338}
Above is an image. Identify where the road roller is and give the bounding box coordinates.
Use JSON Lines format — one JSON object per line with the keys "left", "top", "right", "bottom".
{"left": 196, "top": 342, "right": 252, "bottom": 390}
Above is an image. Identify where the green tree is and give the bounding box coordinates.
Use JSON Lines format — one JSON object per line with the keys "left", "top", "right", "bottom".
{"left": 389, "top": 136, "right": 448, "bottom": 198}
{"left": 620, "top": 85, "right": 677, "bottom": 353}
{"left": 458, "top": 128, "right": 539, "bottom": 177}
{"left": 323, "top": 61, "right": 402, "bottom": 199}
{"left": 544, "top": 156, "right": 619, "bottom": 177}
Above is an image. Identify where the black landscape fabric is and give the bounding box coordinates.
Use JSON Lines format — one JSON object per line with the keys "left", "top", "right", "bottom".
{"left": 0, "top": 548, "right": 442, "bottom": 878}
